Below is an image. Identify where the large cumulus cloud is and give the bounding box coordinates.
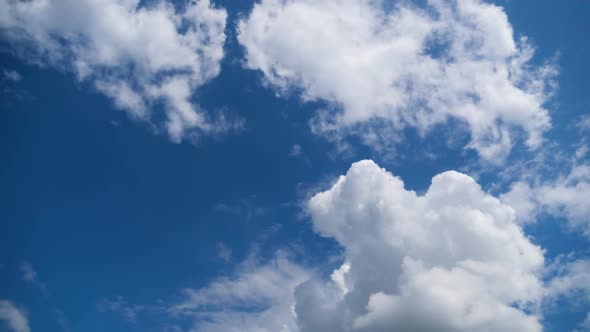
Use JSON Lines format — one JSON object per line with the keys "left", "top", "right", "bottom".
{"left": 238, "top": 0, "right": 557, "bottom": 162}
{"left": 166, "top": 160, "right": 550, "bottom": 331}
{"left": 299, "top": 160, "right": 545, "bottom": 331}
{"left": 0, "top": 0, "right": 234, "bottom": 141}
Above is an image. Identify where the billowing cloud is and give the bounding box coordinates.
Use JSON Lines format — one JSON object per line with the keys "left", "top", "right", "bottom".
{"left": 0, "top": 0, "right": 234, "bottom": 141}
{"left": 0, "top": 301, "right": 30, "bottom": 332}
{"left": 298, "top": 160, "right": 545, "bottom": 331}
{"left": 238, "top": 0, "right": 557, "bottom": 162}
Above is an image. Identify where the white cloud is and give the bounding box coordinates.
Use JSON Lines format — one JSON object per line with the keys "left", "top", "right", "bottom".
{"left": 547, "top": 258, "right": 590, "bottom": 302}
{"left": 238, "top": 0, "right": 557, "bottom": 162}
{"left": 546, "top": 258, "right": 590, "bottom": 331}
{"left": 501, "top": 164, "right": 590, "bottom": 236}
{"left": 109, "top": 160, "right": 585, "bottom": 331}
{"left": 299, "top": 160, "right": 545, "bottom": 331}
{"left": 170, "top": 253, "right": 310, "bottom": 332}
{"left": 0, "top": 0, "right": 233, "bottom": 141}
{"left": 0, "top": 301, "right": 30, "bottom": 332}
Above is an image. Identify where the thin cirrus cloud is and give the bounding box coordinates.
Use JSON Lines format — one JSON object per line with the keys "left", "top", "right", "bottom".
{"left": 238, "top": 0, "right": 557, "bottom": 163}
{"left": 0, "top": 0, "right": 238, "bottom": 142}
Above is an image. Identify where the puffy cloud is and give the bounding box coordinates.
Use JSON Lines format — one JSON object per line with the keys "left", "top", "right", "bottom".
{"left": 299, "top": 160, "right": 545, "bottom": 331}
{"left": 238, "top": 0, "right": 557, "bottom": 162}
{"left": 0, "top": 301, "right": 30, "bottom": 332}
{"left": 0, "top": 0, "right": 233, "bottom": 141}
{"left": 169, "top": 253, "right": 310, "bottom": 332}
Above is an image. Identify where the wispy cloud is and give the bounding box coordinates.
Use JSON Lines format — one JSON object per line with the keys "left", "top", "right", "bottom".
{"left": 0, "top": 301, "right": 30, "bottom": 332}
{"left": 97, "top": 296, "right": 144, "bottom": 323}
{"left": 20, "top": 262, "right": 48, "bottom": 295}
{"left": 1, "top": 68, "right": 21, "bottom": 82}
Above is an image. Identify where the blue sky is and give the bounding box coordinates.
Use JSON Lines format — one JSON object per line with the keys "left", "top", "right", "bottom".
{"left": 0, "top": 0, "right": 589, "bottom": 331}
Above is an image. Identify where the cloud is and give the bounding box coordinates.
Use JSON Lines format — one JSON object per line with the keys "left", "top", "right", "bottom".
{"left": 501, "top": 163, "right": 590, "bottom": 236}
{"left": 216, "top": 242, "right": 232, "bottom": 262}
{"left": 97, "top": 296, "right": 144, "bottom": 323}
{"left": 96, "top": 160, "right": 587, "bottom": 332}
{"left": 545, "top": 258, "right": 590, "bottom": 330}
{"left": 169, "top": 252, "right": 310, "bottom": 332}
{"left": 577, "top": 313, "right": 590, "bottom": 332}
{"left": 298, "top": 160, "right": 545, "bottom": 331}
{"left": 1, "top": 68, "right": 21, "bottom": 81}
{"left": 19, "top": 262, "right": 37, "bottom": 284}
{"left": 19, "top": 262, "right": 48, "bottom": 295}
{"left": 238, "top": 0, "right": 557, "bottom": 162}
{"left": 0, "top": 0, "right": 235, "bottom": 141}
{"left": 0, "top": 301, "right": 30, "bottom": 332}
{"left": 289, "top": 144, "right": 302, "bottom": 157}
{"left": 164, "top": 160, "right": 553, "bottom": 331}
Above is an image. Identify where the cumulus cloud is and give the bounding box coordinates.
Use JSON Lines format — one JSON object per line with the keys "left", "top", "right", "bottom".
{"left": 238, "top": 0, "right": 557, "bottom": 162}
{"left": 0, "top": 0, "right": 235, "bottom": 141}
{"left": 0, "top": 301, "right": 30, "bottom": 332}
{"left": 175, "top": 160, "right": 548, "bottom": 331}
{"left": 297, "top": 160, "right": 545, "bottom": 331}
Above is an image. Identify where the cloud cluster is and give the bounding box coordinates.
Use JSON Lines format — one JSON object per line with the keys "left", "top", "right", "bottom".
{"left": 0, "top": 301, "right": 30, "bottom": 332}
{"left": 0, "top": 0, "right": 232, "bottom": 141}
{"left": 167, "top": 160, "right": 555, "bottom": 331}
{"left": 238, "top": 0, "right": 557, "bottom": 162}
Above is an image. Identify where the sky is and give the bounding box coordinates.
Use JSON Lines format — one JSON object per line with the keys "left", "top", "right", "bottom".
{"left": 0, "top": 0, "right": 589, "bottom": 331}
